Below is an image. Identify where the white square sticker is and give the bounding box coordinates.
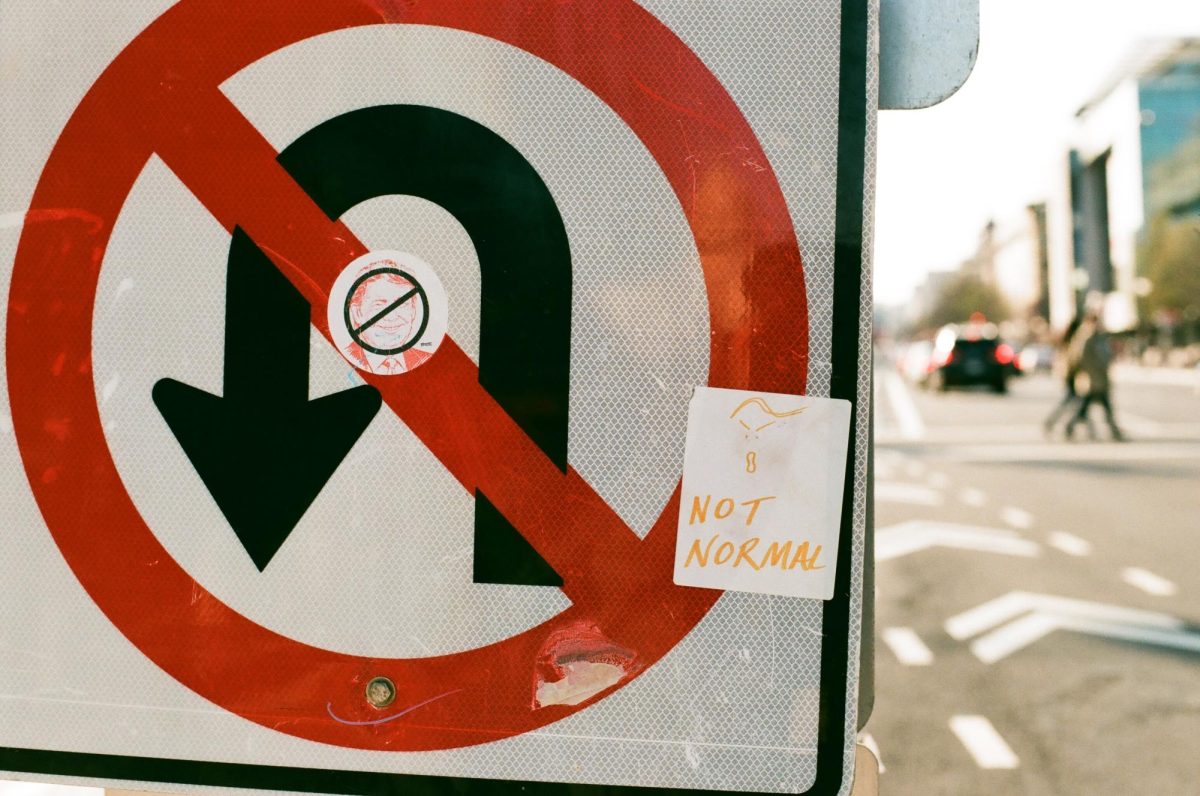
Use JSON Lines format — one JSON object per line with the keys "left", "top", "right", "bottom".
{"left": 673, "top": 387, "right": 852, "bottom": 600}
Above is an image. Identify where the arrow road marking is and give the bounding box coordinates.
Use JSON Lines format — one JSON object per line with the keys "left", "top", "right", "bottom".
{"left": 968, "top": 612, "right": 1061, "bottom": 665}
{"left": 1121, "top": 567, "right": 1178, "bottom": 597}
{"left": 949, "top": 715, "right": 1019, "bottom": 769}
{"left": 876, "top": 521, "right": 1040, "bottom": 562}
{"left": 881, "top": 627, "right": 934, "bottom": 666}
{"left": 945, "top": 591, "right": 1200, "bottom": 663}
{"left": 945, "top": 592, "right": 1180, "bottom": 641}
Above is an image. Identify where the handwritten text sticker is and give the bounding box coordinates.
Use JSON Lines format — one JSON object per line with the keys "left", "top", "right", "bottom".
{"left": 673, "top": 387, "right": 852, "bottom": 600}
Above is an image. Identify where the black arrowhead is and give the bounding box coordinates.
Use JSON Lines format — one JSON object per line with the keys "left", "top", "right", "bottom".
{"left": 153, "top": 227, "right": 380, "bottom": 570}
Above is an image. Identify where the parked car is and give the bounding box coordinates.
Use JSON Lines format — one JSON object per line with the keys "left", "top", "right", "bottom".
{"left": 926, "top": 324, "right": 1013, "bottom": 393}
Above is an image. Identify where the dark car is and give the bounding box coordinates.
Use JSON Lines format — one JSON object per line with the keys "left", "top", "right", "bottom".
{"left": 926, "top": 324, "right": 1014, "bottom": 393}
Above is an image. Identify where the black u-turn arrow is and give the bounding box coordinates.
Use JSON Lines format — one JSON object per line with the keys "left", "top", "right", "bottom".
{"left": 273, "top": 105, "right": 572, "bottom": 586}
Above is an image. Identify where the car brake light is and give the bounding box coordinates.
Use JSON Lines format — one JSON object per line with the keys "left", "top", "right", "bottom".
{"left": 995, "top": 343, "right": 1014, "bottom": 365}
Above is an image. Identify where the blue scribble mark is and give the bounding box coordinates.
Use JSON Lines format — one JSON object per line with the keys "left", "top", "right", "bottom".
{"left": 326, "top": 688, "right": 463, "bottom": 726}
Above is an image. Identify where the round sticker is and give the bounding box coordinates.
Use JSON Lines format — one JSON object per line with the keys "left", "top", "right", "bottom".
{"left": 328, "top": 250, "right": 448, "bottom": 374}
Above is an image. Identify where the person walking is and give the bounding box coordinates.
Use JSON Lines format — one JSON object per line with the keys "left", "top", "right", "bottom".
{"left": 1065, "top": 311, "right": 1124, "bottom": 441}
{"left": 1043, "top": 315, "right": 1084, "bottom": 437}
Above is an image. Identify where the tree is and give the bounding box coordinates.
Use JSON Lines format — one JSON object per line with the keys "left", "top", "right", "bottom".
{"left": 916, "top": 271, "right": 1010, "bottom": 332}
{"left": 1140, "top": 211, "right": 1200, "bottom": 320}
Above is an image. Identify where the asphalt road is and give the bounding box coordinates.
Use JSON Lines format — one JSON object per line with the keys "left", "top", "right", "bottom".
{"left": 864, "top": 361, "right": 1200, "bottom": 794}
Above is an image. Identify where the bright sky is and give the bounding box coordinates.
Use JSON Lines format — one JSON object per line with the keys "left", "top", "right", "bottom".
{"left": 873, "top": 0, "right": 1200, "bottom": 306}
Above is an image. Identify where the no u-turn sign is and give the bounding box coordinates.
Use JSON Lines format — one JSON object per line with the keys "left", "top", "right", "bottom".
{"left": 0, "top": 0, "right": 873, "bottom": 793}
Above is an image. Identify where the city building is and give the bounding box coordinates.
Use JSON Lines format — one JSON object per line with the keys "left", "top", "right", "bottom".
{"left": 1052, "top": 38, "right": 1200, "bottom": 336}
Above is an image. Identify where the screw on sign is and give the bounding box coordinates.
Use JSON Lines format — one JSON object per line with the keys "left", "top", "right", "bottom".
{"left": 7, "top": 0, "right": 808, "bottom": 751}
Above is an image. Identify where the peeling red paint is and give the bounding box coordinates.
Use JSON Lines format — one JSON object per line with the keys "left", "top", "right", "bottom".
{"left": 533, "top": 621, "right": 638, "bottom": 708}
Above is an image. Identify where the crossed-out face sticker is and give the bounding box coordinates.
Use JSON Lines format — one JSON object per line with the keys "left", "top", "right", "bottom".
{"left": 328, "top": 250, "right": 448, "bottom": 375}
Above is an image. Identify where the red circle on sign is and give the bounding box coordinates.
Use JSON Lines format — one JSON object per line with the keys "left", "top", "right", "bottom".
{"left": 7, "top": 0, "right": 808, "bottom": 750}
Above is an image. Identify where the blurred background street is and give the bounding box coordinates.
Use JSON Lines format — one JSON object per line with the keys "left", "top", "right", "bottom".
{"left": 864, "top": 361, "right": 1200, "bottom": 794}
{"left": 868, "top": 2, "right": 1200, "bottom": 788}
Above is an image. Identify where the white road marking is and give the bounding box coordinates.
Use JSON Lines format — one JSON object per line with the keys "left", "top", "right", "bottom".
{"left": 1119, "top": 412, "right": 1165, "bottom": 437}
{"left": 1047, "top": 531, "right": 1092, "bottom": 557}
{"left": 946, "top": 591, "right": 1197, "bottom": 663}
{"left": 969, "top": 612, "right": 1061, "bottom": 664}
{"left": 959, "top": 487, "right": 987, "bottom": 507}
{"left": 1053, "top": 615, "right": 1200, "bottom": 654}
{"left": 1113, "top": 363, "right": 1200, "bottom": 389}
{"left": 1000, "top": 506, "right": 1033, "bottom": 530}
{"left": 946, "top": 591, "right": 1181, "bottom": 641}
{"left": 880, "top": 425, "right": 1045, "bottom": 444}
{"left": 949, "top": 715, "right": 1019, "bottom": 769}
{"left": 895, "top": 441, "right": 1200, "bottom": 464}
{"left": 1121, "top": 567, "right": 1178, "bottom": 597}
{"left": 882, "top": 627, "right": 934, "bottom": 666}
{"left": 875, "top": 482, "right": 944, "bottom": 506}
{"left": 876, "top": 521, "right": 1039, "bottom": 562}
{"left": 882, "top": 371, "right": 926, "bottom": 440}
{"left": 945, "top": 591, "right": 1043, "bottom": 641}
{"left": 858, "top": 732, "right": 885, "bottom": 773}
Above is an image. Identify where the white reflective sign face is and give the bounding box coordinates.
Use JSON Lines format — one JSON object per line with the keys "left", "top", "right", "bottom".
{"left": 0, "top": 1, "right": 872, "bottom": 792}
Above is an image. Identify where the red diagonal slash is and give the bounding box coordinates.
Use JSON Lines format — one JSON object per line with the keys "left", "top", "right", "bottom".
{"left": 145, "top": 85, "right": 643, "bottom": 603}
